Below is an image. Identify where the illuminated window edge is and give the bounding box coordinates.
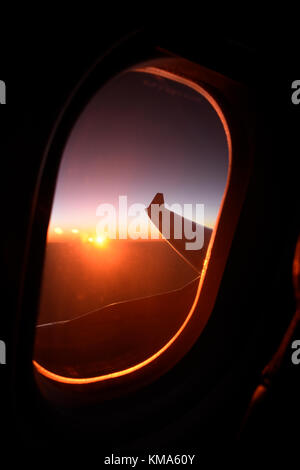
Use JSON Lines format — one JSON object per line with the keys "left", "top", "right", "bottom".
{"left": 33, "top": 65, "right": 232, "bottom": 385}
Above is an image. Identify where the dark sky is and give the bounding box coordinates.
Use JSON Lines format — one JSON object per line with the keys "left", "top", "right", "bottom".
{"left": 49, "top": 64, "right": 229, "bottom": 236}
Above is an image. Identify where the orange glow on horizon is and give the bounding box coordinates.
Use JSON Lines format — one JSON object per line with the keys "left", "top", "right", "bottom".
{"left": 47, "top": 226, "right": 163, "bottom": 243}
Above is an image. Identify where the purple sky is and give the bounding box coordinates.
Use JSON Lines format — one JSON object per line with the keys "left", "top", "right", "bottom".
{"left": 49, "top": 64, "right": 229, "bottom": 237}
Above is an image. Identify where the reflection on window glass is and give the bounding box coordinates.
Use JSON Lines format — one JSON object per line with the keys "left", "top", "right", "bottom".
{"left": 34, "top": 62, "right": 229, "bottom": 383}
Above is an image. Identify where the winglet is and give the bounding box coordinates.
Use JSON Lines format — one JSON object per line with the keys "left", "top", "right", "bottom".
{"left": 147, "top": 192, "right": 164, "bottom": 210}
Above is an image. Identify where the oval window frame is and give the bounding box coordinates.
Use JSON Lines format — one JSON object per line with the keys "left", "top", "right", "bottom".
{"left": 33, "top": 59, "right": 232, "bottom": 386}
{"left": 14, "top": 37, "right": 254, "bottom": 406}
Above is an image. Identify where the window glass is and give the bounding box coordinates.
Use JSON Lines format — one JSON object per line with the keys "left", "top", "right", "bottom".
{"left": 34, "top": 63, "right": 229, "bottom": 382}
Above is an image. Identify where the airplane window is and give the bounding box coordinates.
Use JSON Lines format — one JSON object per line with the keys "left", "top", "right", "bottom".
{"left": 33, "top": 61, "right": 230, "bottom": 386}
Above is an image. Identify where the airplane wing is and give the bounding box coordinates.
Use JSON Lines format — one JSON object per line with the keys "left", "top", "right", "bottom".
{"left": 146, "top": 192, "right": 212, "bottom": 273}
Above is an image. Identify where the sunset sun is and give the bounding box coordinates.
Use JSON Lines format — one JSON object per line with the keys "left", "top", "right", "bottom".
{"left": 96, "top": 235, "right": 107, "bottom": 246}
